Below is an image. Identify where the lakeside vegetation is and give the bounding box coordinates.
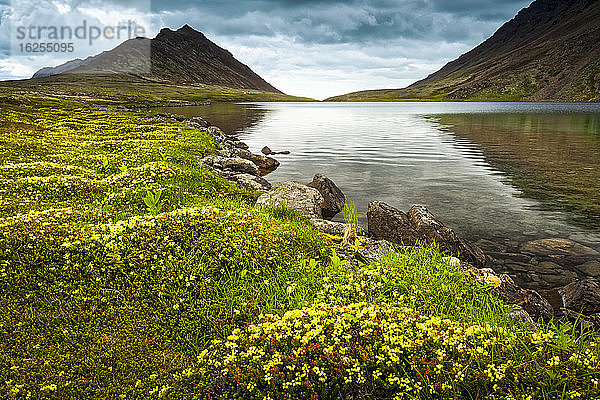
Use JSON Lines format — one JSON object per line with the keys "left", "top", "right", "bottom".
{"left": 1, "top": 96, "right": 600, "bottom": 399}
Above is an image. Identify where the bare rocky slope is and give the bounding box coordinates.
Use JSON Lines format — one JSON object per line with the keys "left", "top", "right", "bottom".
{"left": 32, "top": 25, "right": 282, "bottom": 94}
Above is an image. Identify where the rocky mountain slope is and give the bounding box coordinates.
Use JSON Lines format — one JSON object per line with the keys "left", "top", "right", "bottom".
{"left": 32, "top": 25, "right": 282, "bottom": 94}
{"left": 327, "top": 0, "right": 600, "bottom": 102}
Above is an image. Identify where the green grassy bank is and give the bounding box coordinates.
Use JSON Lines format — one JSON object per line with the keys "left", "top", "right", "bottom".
{"left": 0, "top": 97, "right": 599, "bottom": 399}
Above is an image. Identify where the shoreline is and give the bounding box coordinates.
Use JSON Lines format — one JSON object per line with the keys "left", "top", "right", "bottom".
{"left": 174, "top": 109, "right": 600, "bottom": 329}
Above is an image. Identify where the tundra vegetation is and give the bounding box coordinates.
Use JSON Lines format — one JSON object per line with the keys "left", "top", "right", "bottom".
{"left": 0, "top": 95, "right": 599, "bottom": 399}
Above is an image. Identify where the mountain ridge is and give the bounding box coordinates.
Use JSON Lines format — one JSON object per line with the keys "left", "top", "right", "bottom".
{"left": 327, "top": 0, "right": 600, "bottom": 102}
{"left": 32, "top": 25, "right": 282, "bottom": 94}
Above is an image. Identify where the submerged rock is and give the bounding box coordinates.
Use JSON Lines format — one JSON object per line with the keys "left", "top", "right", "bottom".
{"left": 577, "top": 260, "right": 600, "bottom": 277}
{"left": 261, "top": 146, "right": 290, "bottom": 156}
{"left": 521, "top": 238, "right": 599, "bottom": 265}
{"left": 367, "top": 201, "right": 486, "bottom": 267}
{"left": 307, "top": 174, "right": 346, "bottom": 220}
{"left": 255, "top": 181, "right": 323, "bottom": 219}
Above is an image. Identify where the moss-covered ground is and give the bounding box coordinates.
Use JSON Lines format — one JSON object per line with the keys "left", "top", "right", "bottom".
{"left": 1, "top": 96, "right": 599, "bottom": 399}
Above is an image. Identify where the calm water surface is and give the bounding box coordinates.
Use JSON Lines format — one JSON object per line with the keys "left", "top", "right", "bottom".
{"left": 160, "top": 102, "right": 600, "bottom": 289}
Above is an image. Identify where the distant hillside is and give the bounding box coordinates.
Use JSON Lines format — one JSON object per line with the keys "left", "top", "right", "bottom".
{"left": 32, "top": 53, "right": 103, "bottom": 78}
{"left": 327, "top": 0, "right": 600, "bottom": 102}
{"left": 32, "top": 25, "right": 282, "bottom": 94}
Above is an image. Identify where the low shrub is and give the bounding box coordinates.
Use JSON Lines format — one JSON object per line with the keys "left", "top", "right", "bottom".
{"left": 0, "top": 205, "right": 330, "bottom": 398}
{"left": 180, "top": 302, "right": 600, "bottom": 399}
{"left": 2, "top": 99, "right": 599, "bottom": 400}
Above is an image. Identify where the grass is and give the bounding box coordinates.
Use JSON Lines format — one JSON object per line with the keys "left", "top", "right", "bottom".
{"left": 325, "top": 89, "right": 451, "bottom": 102}
{"left": 0, "top": 74, "right": 315, "bottom": 106}
{"left": 342, "top": 200, "right": 359, "bottom": 245}
{"left": 170, "top": 247, "right": 600, "bottom": 399}
{"left": 0, "top": 96, "right": 599, "bottom": 399}
{"left": 0, "top": 100, "right": 329, "bottom": 397}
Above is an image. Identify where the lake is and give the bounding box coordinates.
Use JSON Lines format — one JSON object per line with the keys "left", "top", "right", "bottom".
{"left": 156, "top": 102, "right": 600, "bottom": 290}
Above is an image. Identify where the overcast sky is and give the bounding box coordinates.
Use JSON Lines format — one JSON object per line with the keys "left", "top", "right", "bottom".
{"left": 0, "top": 0, "right": 531, "bottom": 99}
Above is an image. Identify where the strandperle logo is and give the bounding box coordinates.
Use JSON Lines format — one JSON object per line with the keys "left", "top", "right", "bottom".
{"left": 15, "top": 20, "right": 147, "bottom": 46}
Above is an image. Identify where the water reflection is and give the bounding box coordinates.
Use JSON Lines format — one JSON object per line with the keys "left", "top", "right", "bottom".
{"left": 153, "top": 103, "right": 271, "bottom": 134}
{"left": 430, "top": 113, "right": 600, "bottom": 229}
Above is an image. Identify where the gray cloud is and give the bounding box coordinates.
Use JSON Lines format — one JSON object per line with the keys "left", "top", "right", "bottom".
{"left": 150, "top": 0, "right": 530, "bottom": 44}
{"left": 0, "top": 1, "right": 10, "bottom": 57}
{"left": 0, "top": 0, "right": 532, "bottom": 97}
{"left": 144, "top": 0, "right": 531, "bottom": 98}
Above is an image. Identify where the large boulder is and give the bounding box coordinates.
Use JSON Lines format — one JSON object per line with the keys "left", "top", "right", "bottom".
{"left": 229, "top": 173, "right": 271, "bottom": 192}
{"left": 255, "top": 181, "right": 323, "bottom": 219}
{"left": 560, "top": 279, "right": 600, "bottom": 315}
{"left": 367, "top": 202, "right": 486, "bottom": 267}
{"left": 307, "top": 174, "right": 346, "bottom": 220}
{"left": 366, "top": 201, "right": 420, "bottom": 243}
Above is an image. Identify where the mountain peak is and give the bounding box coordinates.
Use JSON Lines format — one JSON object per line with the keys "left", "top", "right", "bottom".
{"left": 155, "top": 25, "right": 209, "bottom": 43}
{"left": 178, "top": 24, "right": 195, "bottom": 32}
{"left": 32, "top": 26, "right": 282, "bottom": 94}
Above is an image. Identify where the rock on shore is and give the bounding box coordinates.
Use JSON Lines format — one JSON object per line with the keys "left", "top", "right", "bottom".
{"left": 255, "top": 181, "right": 324, "bottom": 219}
{"left": 256, "top": 175, "right": 346, "bottom": 221}
{"left": 218, "top": 147, "right": 279, "bottom": 176}
{"left": 179, "top": 113, "right": 600, "bottom": 328}
{"left": 180, "top": 114, "right": 279, "bottom": 192}
{"left": 367, "top": 201, "right": 486, "bottom": 268}
{"left": 307, "top": 174, "right": 346, "bottom": 220}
